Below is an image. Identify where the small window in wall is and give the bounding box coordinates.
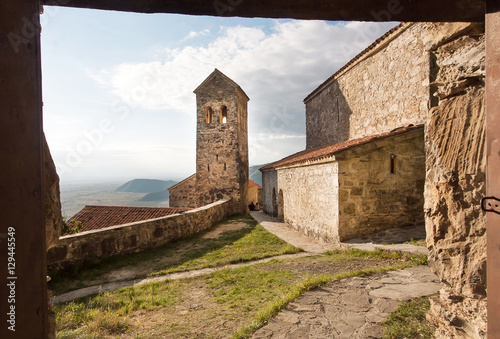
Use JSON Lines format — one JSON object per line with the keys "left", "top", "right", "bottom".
{"left": 224, "top": 162, "right": 226, "bottom": 170}
{"left": 390, "top": 154, "right": 396, "bottom": 174}
{"left": 208, "top": 164, "right": 210, "bottom": 172}
{"left": 216, "top": 154, "right": 219, "bottom": 161}
{"left": 205, "top": 107, "right": 213, "bottom": 124}
{"left": 221, "top": 106, "right": 227, "bottom": 124}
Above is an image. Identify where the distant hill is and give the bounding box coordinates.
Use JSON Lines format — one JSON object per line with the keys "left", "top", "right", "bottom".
{"left": 249, "top": 164, "right": 267, "bottom": 187}
{"left": 139, "top": 190, "right": 170, "bottom": 202}
{"left": 116, "top": 179, "right": 178, "bottom": 193}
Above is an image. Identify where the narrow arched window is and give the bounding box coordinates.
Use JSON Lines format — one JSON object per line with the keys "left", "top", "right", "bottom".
{"left": 220, "top": 106, "right": 227, "bottom": 124}
{"left": 390, "top": 154, "right": 396, "bottom": 174}
{"left": 224, "top": 162, "right": 226, "bottom": 170}
{"left": 205, "top": 107, "right": 213, "bottom": 124}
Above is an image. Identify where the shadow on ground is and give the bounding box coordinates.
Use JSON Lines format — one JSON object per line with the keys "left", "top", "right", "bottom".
{"left": 48, "top": 215, "right": 258, "bottom": 295}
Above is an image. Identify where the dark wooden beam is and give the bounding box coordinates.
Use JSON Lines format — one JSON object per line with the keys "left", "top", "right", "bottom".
{"left": 43, "top": 0, "right": 485, "bottom": 22}
{"left": 0, "top": 0, "right": 48, "bottom": 338}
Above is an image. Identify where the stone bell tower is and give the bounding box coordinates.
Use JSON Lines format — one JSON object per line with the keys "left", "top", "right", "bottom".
{"left": 193, "top": 69, "right": 249, "bottom": 213}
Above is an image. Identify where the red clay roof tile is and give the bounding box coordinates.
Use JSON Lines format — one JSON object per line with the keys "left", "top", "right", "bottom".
{"left": 67, "top": 205, "right": 190, "bottom": 234}
{"left": 260, "top": 124, "right": 423, "bottom": 171}
{"left": 248, "top": 179, "right": 261, "bottom": 188}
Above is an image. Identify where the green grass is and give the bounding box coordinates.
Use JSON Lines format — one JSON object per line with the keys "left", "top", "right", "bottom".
{"left": 49, "top": 215, "right": 301, "bottom": 295}
{"left": 404, "top": 238, "right": 427, "bottom": 247}
{"left": 383, "top": 297, "right": 435, "bottom": 339}
{"left": 325, "top": 248, "right": 428, "bottom": 265}
{"left": 55, "top": 279, "right": 184, "bottom": 337}
{"left": 149, "top": 223, "right": 300, "bottom": 277}
{"left": 55, "top": 248, "right": 429, "bottom": 338}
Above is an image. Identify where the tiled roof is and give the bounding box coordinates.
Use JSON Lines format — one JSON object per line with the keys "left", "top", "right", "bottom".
{"left": 260, "top": 124, "right": 423, "bottom": 171}
{"left": 67, "top": 205, "right": 190, "bottom": 233}
{"left": 304, "top": 23, "right": 410, "bottom": 103}
{"left": 248, "top": 179, "right": 261, "bottom": 189}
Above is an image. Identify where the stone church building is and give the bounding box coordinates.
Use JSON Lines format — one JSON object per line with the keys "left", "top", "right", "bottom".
{"left": 261, "top": 124, "right": 425, "bottom": 242}
{"left": 262, "top": 22, "right": 433, "bottom": 242}
{"left": 169, "top": 69, "right": 250, "bottom": 214}
{"left": 262, "top": 22, "right": 487, "bottom": 337}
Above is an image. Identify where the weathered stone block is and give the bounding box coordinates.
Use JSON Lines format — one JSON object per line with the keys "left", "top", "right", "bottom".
{"left": 350, "top": 187, "right": 362, "bottom": 196}
{"left": 424, "top": 23, "right": 486, "bottom": 337}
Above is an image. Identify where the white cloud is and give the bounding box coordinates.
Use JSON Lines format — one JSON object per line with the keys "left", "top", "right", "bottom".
{"left": 181, "top": 28, "right": 211, "bottom": 41}
{"left": 87, "top": 20, "right": 398, "bottom": 171}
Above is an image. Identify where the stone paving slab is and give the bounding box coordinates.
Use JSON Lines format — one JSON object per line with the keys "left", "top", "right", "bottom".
{"left": 250, "top": 211, "right": 428, "bottom": 255}
{"left": 252, "top": 266, "right": 442, "bottom": 339}
{"left": 250, "top": 211, "right": 337, "bottom": 254}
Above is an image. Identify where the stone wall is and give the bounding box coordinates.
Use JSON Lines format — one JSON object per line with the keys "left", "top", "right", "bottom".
{"left": 168, "top": 174, "right": 197, "bottom": 208}
{"left": 305, "top": 23, "right": 429, "bottom": 149}
{"left": 337, "top": 128, "right": 425, "bottom": 240}
{"left": 262, "top": 170, "right": 278, "bottom": 216}
{"left": 423, "top": 22, "right": 487, "bottom": 338}
{"left": 47, "top": 199, "right": 231, "bottom": 269}
{"left": 271, "top": 128, "right": 425, "bottom": 243}
{"left": 43, "top": 134, "right": 62, "bottom": 251}
{"left": 43, "top": 134, "right": 61, "bottom": 339}
{"left": 278, "top": 162, "right": 340, "bottom": 242}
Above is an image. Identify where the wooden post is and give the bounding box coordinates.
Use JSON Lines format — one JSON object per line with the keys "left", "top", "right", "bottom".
{"left": 0, "top": 0, "right": 48, "bottom": 337}
{"left": 486, "top": 0, "right": 500, "bottom": 336}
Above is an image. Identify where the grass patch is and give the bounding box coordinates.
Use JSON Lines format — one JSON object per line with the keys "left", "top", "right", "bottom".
{"left": 55, "top": 279, "right": 184, "bottom": 337}
{"left": 324, "top": 248, "right": 428, "bottom": 265}
{"left": 55, "top": 248, "right": 428, "bottom": 338}
{"left": 404, "top": 238, "right": 427, "bottom": 247}
{"left": 49, "top": 215, "right": 301, "bottom": 295}
{"left": 383, "top": 297, "right": 435, "bottom": 339}
{"left": 149, "top": 224, "right": 300, "bottom": 277}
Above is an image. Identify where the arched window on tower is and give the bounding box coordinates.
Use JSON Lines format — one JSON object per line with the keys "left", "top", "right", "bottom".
{"left": 205, "top": 106, "right": 213, "bottom": 124}
{"left": 220, "top": 106, "right": 227, "bottom": 124}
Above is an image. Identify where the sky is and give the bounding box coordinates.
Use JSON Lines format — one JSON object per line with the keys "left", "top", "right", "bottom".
{"left": 40, "top": 6, "right": 398, "bottom": 185}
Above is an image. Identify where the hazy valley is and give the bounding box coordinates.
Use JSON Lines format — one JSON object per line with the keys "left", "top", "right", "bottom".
{"left": 60, "top": 165, "right": 264, "bottom": 217}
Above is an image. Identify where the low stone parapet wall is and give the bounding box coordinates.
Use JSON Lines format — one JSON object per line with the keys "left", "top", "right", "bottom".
{"left": 47, "top": 199, "right": 231, "bottom": 269}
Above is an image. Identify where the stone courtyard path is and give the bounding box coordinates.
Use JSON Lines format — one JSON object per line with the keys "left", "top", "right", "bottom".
{"left": 250, "top": 211, "right": 428, "bottom": 255}
{"left": 251, "top": 266, "right": 441, "bottom": 339}
{"left": 250, "top": 211, "right": 441, "bottom": 338}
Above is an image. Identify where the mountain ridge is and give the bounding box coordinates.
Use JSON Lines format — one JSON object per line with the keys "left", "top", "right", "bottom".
{"left": 116, "top": 179, "right": 178, "bottom": 194}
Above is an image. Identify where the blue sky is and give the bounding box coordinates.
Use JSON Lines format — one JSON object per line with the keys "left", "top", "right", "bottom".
{"left": 40, "top": 7, "right": 398, "bottom": 184}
